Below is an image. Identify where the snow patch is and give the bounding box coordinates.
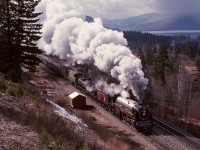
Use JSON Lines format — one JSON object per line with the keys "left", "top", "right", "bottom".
{"left": 46, "top": 99, "right": 88, "bottom": 127}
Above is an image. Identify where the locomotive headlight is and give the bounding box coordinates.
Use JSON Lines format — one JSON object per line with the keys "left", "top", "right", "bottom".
{"left": 142, "top": 110, "right": 146, "bottom": 116}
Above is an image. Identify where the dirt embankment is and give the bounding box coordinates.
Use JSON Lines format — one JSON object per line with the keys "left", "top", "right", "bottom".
{"left": 0, "top": 114, "right": 38, "bottom": 150}
{"left": 0, "top": 69, "right": 143, "bottom": 150}
{"left": 0, "top": 83, "right": 98, "bottom": 150}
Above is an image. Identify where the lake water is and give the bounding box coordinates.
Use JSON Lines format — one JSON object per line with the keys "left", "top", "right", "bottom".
{"left": 143, "top": 30, "right": 200, "bottom": 38}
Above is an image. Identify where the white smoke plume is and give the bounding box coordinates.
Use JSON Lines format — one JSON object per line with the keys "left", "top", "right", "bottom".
{"left": 36, "top": 0, "right": 148, "bottom": 101}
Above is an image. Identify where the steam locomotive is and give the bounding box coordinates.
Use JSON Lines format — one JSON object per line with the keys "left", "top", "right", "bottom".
{"left": 39, "top": 55, "right": 154, "bottom": 133}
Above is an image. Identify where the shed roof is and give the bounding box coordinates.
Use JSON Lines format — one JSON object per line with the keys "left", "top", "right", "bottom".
{"left": 69, "top": 92, "right": 85, "bottom": 99}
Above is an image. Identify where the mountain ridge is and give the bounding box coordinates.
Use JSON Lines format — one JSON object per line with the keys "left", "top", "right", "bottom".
{"left": 101, "top": 13, "right": 200, "bottom": 31}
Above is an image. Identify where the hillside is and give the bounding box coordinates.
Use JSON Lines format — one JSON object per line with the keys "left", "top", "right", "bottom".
{"left": 0, "top": 65, "right": 145, "bottom": 150}
{"left": 102, "top": 13, "right": 200, "bottom": 31}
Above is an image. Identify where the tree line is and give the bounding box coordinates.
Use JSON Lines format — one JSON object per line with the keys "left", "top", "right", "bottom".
{"left": 138, "top": 41, "right": 200, "bottom": 124}
{"left": 139, "top": 42, "right": 200, "bottom": 109}
{"left": 123, "top": 31, "right": 173, "bottom": 50}
{"left": 174, "top": 40, "right": 200, "bottom": 59}
{"left": 0, "top": 0, "right": 42, "bottom": 82}
{"left": 123, "top": 31, "right": 200, "bottom": 93}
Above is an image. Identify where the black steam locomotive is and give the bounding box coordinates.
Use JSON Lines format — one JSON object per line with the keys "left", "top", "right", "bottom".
{"left": 39, "top": 55, "right": 154, "bottom": 133}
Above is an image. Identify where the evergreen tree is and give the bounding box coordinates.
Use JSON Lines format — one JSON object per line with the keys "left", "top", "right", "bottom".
{"left": 153, "top": 56, "right": 159, "bottom": 79}
{"left": 154, "top": 43, "right": 169, "bottom": 85}
{"left": 186, "top": 41, "right": 198, "bottom": 59}
{"left": 0, "top": 0, "right": 19, "bottom": 81}
{"left": 163, "top": 86, "right": 173, "bottom": 105}
{"left": 196, "top": 58, "right": 200, "bottom": 75}
{"left": 168, "top": 55, "right": 179, "bottom": 73}
{"left": 153, "top": 46, "right": 157, "bottom": 54}
{"left": 144, "top": 42, "right": 154, "bottom": 66}
{"left": 196, "top": 58, "right": 200, "bottom": 81}
{"left": 137, "top": 49, "right": 146, "bottom": 67}
{"left": 0, "top": 0, "right": 42, "bottom": 82}
{"left": 18, "top": 0, "right": 42, "bottom": 72}
{"left": 192, "top": 58, "right": 200, "bottom": 92}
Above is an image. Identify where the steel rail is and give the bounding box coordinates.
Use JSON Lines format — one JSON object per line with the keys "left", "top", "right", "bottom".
{"left": 154, "top": 116, "right": 200, "bottom": 149}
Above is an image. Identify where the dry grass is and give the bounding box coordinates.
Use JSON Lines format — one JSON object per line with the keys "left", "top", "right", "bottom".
{"left": 78, "top": 112, "right": 141, "bottom": 150}
{"left": 0, "top": 88, "right": 93, "bottom": 150}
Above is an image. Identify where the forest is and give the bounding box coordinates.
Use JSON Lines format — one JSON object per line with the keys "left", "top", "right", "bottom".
{"left": 124, "top": 31, "right": 200, "bottom": 136}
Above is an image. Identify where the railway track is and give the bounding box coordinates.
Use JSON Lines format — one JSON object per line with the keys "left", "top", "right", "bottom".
{"left": 153, "top": 116, "right": 200, "bottom": 149}
{"left": 77, "top": 80, "right": 200, "bottom": 149}
{"left": 39, "top": 61, "right": 200, "bottom": 149}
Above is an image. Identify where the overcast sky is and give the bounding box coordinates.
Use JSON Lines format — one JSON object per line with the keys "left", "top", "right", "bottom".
{"left": 77, "top": 0, "right": 200, "bottom": 19}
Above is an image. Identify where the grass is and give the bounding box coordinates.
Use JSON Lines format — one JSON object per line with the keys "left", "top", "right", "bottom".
{"left": 0, "top": 89, "right": 95, "bottom": 149}
{"left": 0, "top": 73, "right": 24, "bottom": 97}
{"left": 54, "top": 136, "right": 63, "bottom": 150}
{"left": 57, "top": 98, "right": 67, "bottom": 107}
{"left": 38, "top": 130, "right": 49, "bottom": 150}
{"left": 0, "top": 74, "right": 7, "bottom": 91}
{"left": 8, "top": 84, "right": 24, "bottom": 97}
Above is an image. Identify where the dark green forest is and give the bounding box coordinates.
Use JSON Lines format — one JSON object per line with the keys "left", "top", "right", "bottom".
{"left": 0, "top": 0, "right": 42, "bottom": 82}
{"left": 123, "top": 31, "right": 173, "bottom": 50}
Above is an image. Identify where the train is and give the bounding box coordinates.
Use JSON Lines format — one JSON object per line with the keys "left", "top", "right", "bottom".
{"left": 39, "top": 54, "right": 154, "bottom": 133}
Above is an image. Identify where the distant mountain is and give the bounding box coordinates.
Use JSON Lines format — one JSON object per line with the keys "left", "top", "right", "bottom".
{"left": 85, "top": 16, "right": 94, "bottom": 23}
{"left": 102, "top": 13, "right": 200, "bottom": 31}
{"left": 102, "top": 13, "right": 159, "bottom": 28}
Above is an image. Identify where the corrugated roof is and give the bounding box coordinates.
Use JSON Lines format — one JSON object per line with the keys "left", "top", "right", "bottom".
{"left": 69, "top": 92, "right": 85, "bottom": 99}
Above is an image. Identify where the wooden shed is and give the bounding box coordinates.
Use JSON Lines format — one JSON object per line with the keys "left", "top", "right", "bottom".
{"left": 69, "top": 92, "right": 86, "bottom": 109}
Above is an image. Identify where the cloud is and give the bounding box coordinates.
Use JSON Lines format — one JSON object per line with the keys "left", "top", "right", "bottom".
{"left": 79, "top": 0, "right": 200, "bottom": 18}
{"left": 37, "top": 0, "right": 200, "bottom": 19}
{"left": 154, "top": 0, "right": 200, "bottom": 15}
{"left": 77, "top": 0, "right": 156, "bottom": 19}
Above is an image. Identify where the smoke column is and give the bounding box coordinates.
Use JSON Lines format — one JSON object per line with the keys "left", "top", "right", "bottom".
{"left": 36, "top": 0, "right": 148, "bottom": 101}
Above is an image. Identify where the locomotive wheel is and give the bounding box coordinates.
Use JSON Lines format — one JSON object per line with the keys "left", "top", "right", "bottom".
{"left": 119, "top": 113, "right": 123, "bottom": 120}
{"left": 122, "top": 114, "right": 126, "bottom": 121}
{"left": 97, "top": 100, "right": 101, "bottom": 105}
{"left": 110, "top": 106, "right": 112, "bottom": 111}
{"left": 107, "top": 105, "right": 111, "bottom": 111}
{"left": 104, "top": 105, "right": 107, "bottom": 110}
{"left": 112, "top": 108, "right": 115, "bottom": 114}
{"left": 145, "top": 128, "right": 151, "bottom": 134}
{"left": 133, "top": 121, "right": 137, "bottom": 128}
